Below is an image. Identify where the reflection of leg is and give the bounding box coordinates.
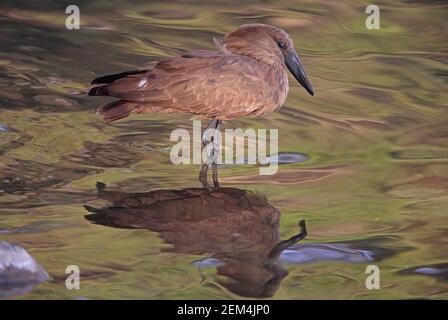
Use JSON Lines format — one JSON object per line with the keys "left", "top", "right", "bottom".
{"left": 199, "top": 163, "right": 220, "bottom": 190}
{"left": 268, "top": 220, "right": 307, "bottom": 260}
{"left": 212, "top": 163, "right": 219, "bottom": 188}
{"left": 199, "top": 164, "right": 210, "bottom": 190}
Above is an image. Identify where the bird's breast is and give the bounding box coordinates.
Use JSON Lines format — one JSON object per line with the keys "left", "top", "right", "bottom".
{"left": 275, "top": 66, "right": 289, "bottom": 109}
{"left": 256, "top": 64, "right": 289, "bottom": 116}
{"left": 212, "top": 62, "right": 289, "bottom": 120}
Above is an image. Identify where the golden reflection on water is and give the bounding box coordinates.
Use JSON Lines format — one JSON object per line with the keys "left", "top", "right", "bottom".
{"left": 0, "top": 0, "right": 447, "bottom": 299}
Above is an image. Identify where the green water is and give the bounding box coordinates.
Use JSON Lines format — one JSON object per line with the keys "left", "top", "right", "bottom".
{"left": 0, "top": 0, "right": 447, "bottom": 299}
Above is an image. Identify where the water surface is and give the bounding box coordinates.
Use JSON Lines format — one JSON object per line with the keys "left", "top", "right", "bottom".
{"left": 0, "top": 0, "right": 447, "bottom": 299}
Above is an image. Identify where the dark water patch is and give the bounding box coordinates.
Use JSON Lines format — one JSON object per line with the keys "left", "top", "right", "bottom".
{"left": 0, "top": 132, "right": 33, "bottom": 156}
{"left": 0, "top": 220, "right": 80, "bottom": 234}
{"left": 33, "top": 95, "right": 81, "bottom": 110}
{"left": 63, "top": 140, "right": 142, "bottom": 168}
{"left": 280, "top": 107, "right": 322, "bottom": 126}
{"left": 385, "top": 115, "right": 420, "bottom": 127}
{"left": 346, "top": 119, "right": 390, "bottom": 131}
{"left": 399, "top": 263, "right": 448, "bottom": 282}
{"left": 433, "top": 70, "right": 448, "bottom": 84}
{"left": 34, "top": 189, "right": 99, "bottom": 207}
{"left": 0, "top": 188, "right": 97, "bottom": 210}
{"left": 0, "top": 159, "right": 100, "bottom": 194}
{"left": 50, "top": 269, "right": 116, "bottom": 283}
{"left": 347, "top": 87, "right": 394, "bottom": 104}
{"left": 112, "top": 119, "right": 187, "bottom": 136}
{"left": 0, "top": 175, "right": 62, "bottom": 194}
{"left": 112, "top": 133, "right": 159, "bottom": 152}
{"left": 389, "top": 149, "right": 448, "bottom": 161}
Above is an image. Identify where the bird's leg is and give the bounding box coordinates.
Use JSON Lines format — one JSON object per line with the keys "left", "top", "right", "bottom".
{"left": 202, "top": 119, "right": 221, "bottom": 165}
{"left": 202, "top": 119, "right": 217, "bottom": 146}
{"left": 212, "top": 163, "right": 219, "bottom": 188}
{"left": 210, "top": 120, "right": 221, "bottom": 166}
{"left": 200, "top": 119, "right": 221, "bottom": 189}
{"left": 199, "top": 158, "right": 220, "bottom": 190}
{"left": 199, "top": 164, "right": 211, "bottom": 190}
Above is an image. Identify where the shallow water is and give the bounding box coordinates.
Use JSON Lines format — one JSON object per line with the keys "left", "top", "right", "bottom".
{"left": 0, "top": 0, "right": 447, "bottom": 299}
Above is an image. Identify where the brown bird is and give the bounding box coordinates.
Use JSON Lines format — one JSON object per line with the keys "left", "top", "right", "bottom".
{"left": 89, "top": 23, "right": 313, "bottom": 122}
{"left": 89, "top": 23, "right": 314, "bottom": 184}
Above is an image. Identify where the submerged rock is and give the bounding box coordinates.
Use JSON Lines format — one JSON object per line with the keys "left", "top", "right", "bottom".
{"left": 0, "top": 241, "right": 49, "bottom": 298}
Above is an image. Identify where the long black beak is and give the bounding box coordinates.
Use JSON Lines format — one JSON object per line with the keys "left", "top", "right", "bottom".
{"left": 285, "top": 51, "right": 314, "bottom": 96}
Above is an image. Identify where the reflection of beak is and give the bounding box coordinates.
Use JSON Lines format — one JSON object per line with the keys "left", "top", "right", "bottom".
{"left": 285, "top": 52, "right": 314, "bottom": 96}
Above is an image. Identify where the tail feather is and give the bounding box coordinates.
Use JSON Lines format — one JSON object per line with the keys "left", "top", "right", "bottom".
{"left": 83, "top": 205, "right": 99, "bottom": 213}
{"left": 90, "top": 69, "right": 153, "bottom": 122}
{"left": 97, "top": 100, "right": 140, "bottom": 122}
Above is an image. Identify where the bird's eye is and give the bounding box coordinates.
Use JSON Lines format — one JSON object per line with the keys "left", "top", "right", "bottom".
{"left": 277, "top": 41, "right": 286, "bottom": 49}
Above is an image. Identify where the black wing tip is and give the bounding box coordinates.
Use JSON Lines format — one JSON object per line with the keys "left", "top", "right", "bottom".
{"left": 91, "top": 76, "right": 111, "bottom": 85}
{"left": 91, "top": 70, "right": 147, "bottom": 85}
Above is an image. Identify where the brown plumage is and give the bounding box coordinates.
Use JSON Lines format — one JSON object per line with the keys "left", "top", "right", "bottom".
{"left": 89, "top": 23, "right": 314, "bottom": 122}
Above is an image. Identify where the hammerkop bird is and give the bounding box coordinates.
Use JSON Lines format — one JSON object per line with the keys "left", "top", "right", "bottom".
{"left": 89, "top": 23, "right": 314, "bottom": 185}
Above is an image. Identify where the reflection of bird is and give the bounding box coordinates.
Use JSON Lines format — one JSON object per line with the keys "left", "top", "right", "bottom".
{"left": 84, "top": 182, "right": 307, "bottom": 298}
{"left": 89, "top": 24, "right": 314, "bottom": 183}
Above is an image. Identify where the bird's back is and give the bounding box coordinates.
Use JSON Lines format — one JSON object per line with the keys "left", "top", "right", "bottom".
{"left": 89, "top": 51, "right": 289, "bottom": 122}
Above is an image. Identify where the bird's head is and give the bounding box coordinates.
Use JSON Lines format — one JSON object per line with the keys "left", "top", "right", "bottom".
{"left": 220, "top": 23, "right": 314, "bottom": 96}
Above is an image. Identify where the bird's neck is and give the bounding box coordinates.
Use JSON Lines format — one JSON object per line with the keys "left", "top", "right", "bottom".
{"left": 222, "top": 36, "right": 284, "bottom": 67}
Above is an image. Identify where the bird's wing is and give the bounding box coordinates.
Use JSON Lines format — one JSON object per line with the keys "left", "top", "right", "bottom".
{"left": 90, "top": 53, "right": 278, "bottom": 119}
